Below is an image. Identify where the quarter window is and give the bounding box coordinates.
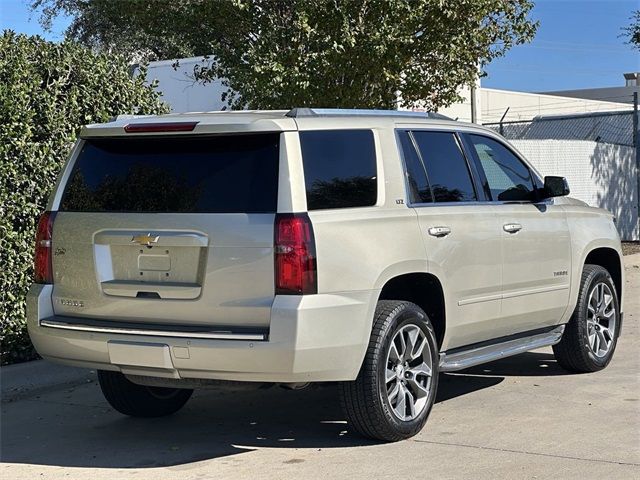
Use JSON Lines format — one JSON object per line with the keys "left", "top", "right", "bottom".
{"left": 412, "top": 131, "right": 476, "bottom": 203}
{"left": 299, "top": 130, "right": 377, "bottom": 210}
{"left": 468, "top": 135, "right": 535, "bottom": 202}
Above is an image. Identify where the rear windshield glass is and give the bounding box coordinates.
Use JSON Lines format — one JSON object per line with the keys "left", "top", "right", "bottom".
{"left": 299, "top": 130, "right": 377, "bottom": 210}
{"left": 60, "top": 134, "right": 280, "bottom": 213}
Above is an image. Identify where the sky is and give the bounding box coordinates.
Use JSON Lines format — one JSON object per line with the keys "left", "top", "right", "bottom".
{"left": 1, "top": 0, "right": 69, "bottom": 41}
{"left": 483, "top": 0, "right": 640, "bottom": 92}
{"left": 1, "top": 0, "right": 638, "bottom": 93}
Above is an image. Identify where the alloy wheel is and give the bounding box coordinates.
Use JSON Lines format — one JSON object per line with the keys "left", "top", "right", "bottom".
{"left": 384, "top": 324, "right": 434, "bottom": 421}
{"left": 586, "top": 282, "right": 616, "bottom": 358}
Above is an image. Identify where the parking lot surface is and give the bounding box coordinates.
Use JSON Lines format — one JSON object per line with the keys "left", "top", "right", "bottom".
{"left": 2, "top": 254, "right": 639, "bottom": 479}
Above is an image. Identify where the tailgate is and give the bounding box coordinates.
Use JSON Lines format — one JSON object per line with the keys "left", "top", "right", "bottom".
{"left": 50, "top": 133, "right": 280, "bottom": 330}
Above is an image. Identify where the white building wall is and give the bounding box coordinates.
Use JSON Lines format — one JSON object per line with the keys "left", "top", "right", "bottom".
{"left": 541, "top": 85, "right": 639, "bottom": 105}
{"left": 511, "top": 139, "right": 639, "bottom": 241}
{"left": 434, "top": 85, "right": 478, "bottom": 122}
{"left": 429, "top": 86, "right": 631, "bottom": 124}
{"left": 138, "top": 57, "right": 229, "bottom": 113}
{"left": 481, "top": 89, "right": 631, "bottom": 124}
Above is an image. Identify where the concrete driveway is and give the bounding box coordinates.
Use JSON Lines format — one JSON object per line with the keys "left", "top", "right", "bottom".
{"left": 2, "top": 255, "right": 639, "bottom": 480}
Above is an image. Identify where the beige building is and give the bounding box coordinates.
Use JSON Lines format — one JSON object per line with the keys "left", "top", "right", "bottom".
{"left": 432, "top": 84, "right": 631, "bottom": 124}
{"left": 542, "top": 72, "right": 639, "bottom": 105}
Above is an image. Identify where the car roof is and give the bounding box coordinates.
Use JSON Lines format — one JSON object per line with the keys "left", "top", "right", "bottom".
{"left": 77, "top": 108, "right": 541, "bottom": 180}
{"left": 80, "top": 108, "right": 496, "bottom": 138}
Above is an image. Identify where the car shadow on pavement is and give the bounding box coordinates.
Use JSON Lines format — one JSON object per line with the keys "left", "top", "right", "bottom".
{"left": 1, "top": 351, "right": 563, "bottom": 469}
{"left": 459, "top": 351, "right": 572, "bottom": 377}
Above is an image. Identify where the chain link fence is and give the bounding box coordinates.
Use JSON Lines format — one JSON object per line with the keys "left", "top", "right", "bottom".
{"left": 485, "top": 110, "right": 634, "bottom": 147}
{"left": 484, "top": 110, "right": 639, "bottom": 241}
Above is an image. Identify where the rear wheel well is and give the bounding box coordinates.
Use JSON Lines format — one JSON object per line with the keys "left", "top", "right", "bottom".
{"left": 378, "top": 273, "right": 445, "bottom": 348}
{"left": 584, "top": 247, "right": 622, "bottom": 300}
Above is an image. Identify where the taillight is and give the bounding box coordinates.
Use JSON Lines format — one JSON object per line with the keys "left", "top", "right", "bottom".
{"left": 274, "top": 213, "right": 317, "bottom": 295}
{"left": 34, "top": 211, "right": 56, "bottom": 284}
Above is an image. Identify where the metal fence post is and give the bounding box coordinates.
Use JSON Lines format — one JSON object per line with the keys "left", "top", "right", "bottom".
{"left": 499, "top": 107, "right": 510, "bottom": 136}
{"left": 635, "top": 92, "right": 639, "bottom": 239}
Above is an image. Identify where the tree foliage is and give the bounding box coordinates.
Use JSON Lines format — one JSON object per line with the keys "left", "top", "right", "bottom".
{"left": 0, "top": 31, "right": 168, "bottom": 364}
{"left": 622, "top": 10, "right": 640, "bottom": 50}
{"left": 32, "top": 0, "right": 223, "bottom": 60}
{"left": 33, "top": 0, "right": 538, "bottom": 110}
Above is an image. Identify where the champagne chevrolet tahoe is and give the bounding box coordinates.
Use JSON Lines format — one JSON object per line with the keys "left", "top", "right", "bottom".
{"left": 27, "top": 109, "right": 624, "bottom": 441}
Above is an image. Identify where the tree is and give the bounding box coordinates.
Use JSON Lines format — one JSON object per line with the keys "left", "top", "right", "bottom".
{"left": 622, "top": 10, "right": 640, "bottom": 50}
{"left": 33, "top": 0, "right": 538, "bottom": 110}
{"left": 0, "top": 31, "right": 168, "bottom": 364}
{"left": 31, "top": 0, "right": 225, "bottom": 60}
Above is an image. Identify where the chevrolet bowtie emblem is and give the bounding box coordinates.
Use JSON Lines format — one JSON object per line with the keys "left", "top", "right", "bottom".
{"left": 131, "top": 233, "right": 160, "bottom": 247}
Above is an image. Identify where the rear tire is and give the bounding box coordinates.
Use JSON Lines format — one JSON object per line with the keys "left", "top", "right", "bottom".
{"left": 98, "top": 370, "right": 193, "bottom": 417}
{"left": 340, "top": 300, "right": 439, "bottom": 442}
{"left": 553, "top": 264, "right": 620, "bottom": 373}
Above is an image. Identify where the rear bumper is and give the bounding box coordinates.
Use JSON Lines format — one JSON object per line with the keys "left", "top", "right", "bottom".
{"left": 26, "top": 284, "right": 378, "bottom": 383}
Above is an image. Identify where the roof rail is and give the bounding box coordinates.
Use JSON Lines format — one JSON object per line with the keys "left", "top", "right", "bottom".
{"left": 285, "top": 108, "right": 452, "bottom": 120}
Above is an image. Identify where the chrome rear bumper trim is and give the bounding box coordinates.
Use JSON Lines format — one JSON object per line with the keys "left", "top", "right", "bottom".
{"left": 40, "top": 318, "right": 267, "bottom": 341}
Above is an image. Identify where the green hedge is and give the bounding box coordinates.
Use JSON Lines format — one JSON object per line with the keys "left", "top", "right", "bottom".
{"left": 0, "top": 31, "right": 169, "bottom": 365}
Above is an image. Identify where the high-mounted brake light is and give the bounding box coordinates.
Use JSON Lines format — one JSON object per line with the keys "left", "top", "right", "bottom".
{"left": 34, "top": 211, "right": 57, "bottom": 284}
{"left": 123, "top": 122, "right": 198, "bottom": 133}
{"left": 275, "top": 213, "right": 317, "bottom": 295}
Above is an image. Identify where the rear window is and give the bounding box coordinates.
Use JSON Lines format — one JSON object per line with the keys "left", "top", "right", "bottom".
{"left": 60, "top": 134, "right": 280, "bottom": 213}
{"left": 412, "top": 131, "right": 476, "bottom": 203}
{"left": 299, "top": 130, "right": 377, "bottom": 210}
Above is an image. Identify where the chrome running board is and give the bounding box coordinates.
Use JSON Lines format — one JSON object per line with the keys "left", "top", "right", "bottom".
{"left": 439, "top": 325, "right": 565, "bottom": 372}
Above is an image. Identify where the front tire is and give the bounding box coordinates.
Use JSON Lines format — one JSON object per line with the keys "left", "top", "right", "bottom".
{"left": 98, "top": 370, "right": 193, "bottom": 417}
{"left": 553, "top": 264, "right": 620, "bottom": 373}
{"left": 340, "top": 300, "right": 439, "bottom": 442}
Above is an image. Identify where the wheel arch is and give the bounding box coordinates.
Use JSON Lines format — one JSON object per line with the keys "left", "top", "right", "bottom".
{"left": 584, "top": 247, "right": 623, "bottom": 303}
{"left": 377, "top": 272, "right": 446, "bottom": 348}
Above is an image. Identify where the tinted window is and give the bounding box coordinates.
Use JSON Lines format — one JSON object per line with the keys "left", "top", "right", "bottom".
{"left": 60, "top": 134, "right": 280, "bottom": 213}
{"left": 468, "top": 135, "right": 535, "bottom": 202}
{"left": 300, "top": 130, "right": 377, "bottom": 210}
{"left": 398, "top": 131, "right": 432, "bottom": 203}
{"left": 412, "top": 131, "right": 476, "bottom": 202}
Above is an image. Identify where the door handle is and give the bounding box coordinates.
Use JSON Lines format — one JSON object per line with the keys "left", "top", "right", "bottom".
{"left": 503, "top": 223, "right": 523, "bottom": 234}
{"left": 428, "top": 226, "right": 451, "bottom": 237}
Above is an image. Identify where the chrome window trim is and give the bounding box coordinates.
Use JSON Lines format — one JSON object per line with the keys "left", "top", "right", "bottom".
{"left": 409, "top": 200, "right": 493, "bottom": 208}
{"left": 407, "top": 199, "right": 552, "bottom": 209}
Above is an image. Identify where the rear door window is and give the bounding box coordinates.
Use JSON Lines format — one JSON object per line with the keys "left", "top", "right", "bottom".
{"left": 397, "top": 131, "right": 432, "bottom": 203}
{"left": 60, "top": 134, "right": 280, "bottom": 213}
{"left": 299, "top": 130, "right": 377, "bottom": 210}
{"left": 412, "top": 131, "right": 476, "bottom": 203}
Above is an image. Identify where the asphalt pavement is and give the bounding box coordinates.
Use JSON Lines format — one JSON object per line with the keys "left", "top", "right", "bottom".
{"left": 2, "top": 254, "right": 639, "bottom": 479}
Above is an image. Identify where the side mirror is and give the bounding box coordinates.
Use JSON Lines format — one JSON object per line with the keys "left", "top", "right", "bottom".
{"left": 542, "top": 176, "right": 570, "bottom": 198}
